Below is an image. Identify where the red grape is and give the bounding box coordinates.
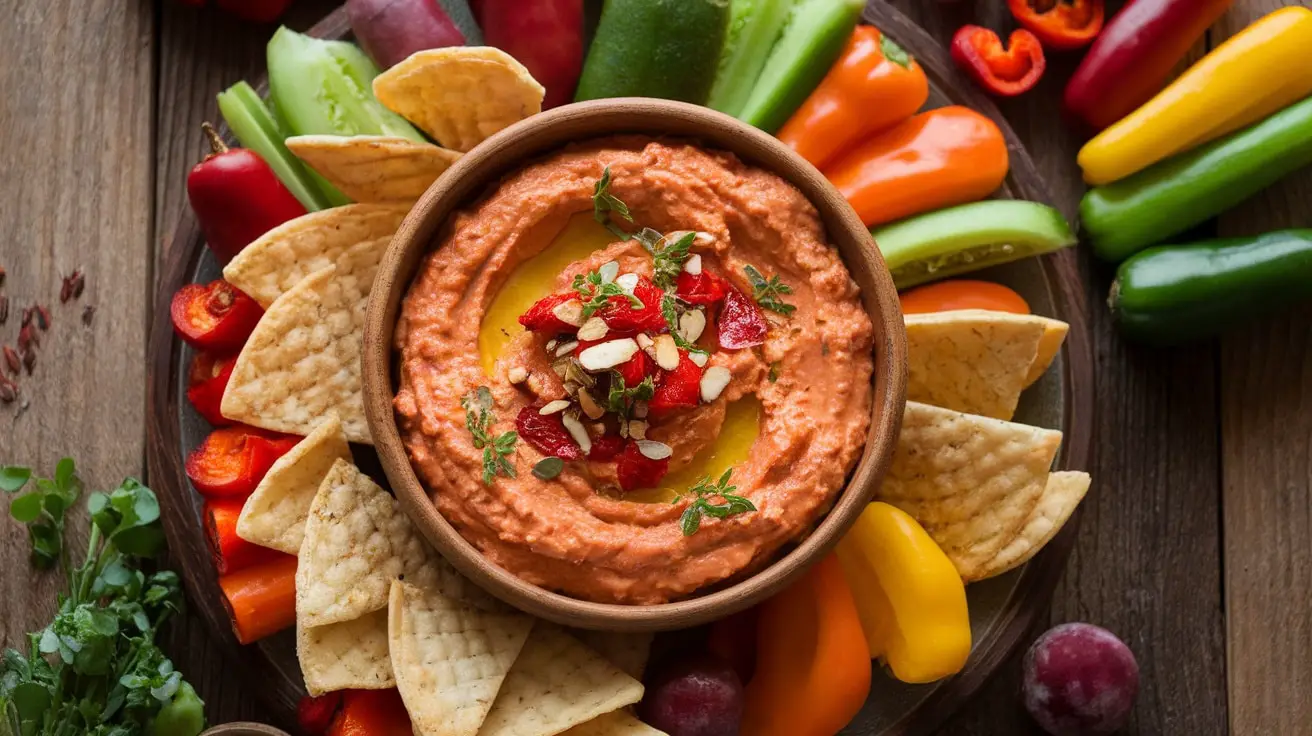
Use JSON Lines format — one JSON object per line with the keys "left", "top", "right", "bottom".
{"left": 1023, "top": 623, "right": 1139, "bottom": 735}
{"left": 639, "top": 654, "right": 743, "bottom": 736}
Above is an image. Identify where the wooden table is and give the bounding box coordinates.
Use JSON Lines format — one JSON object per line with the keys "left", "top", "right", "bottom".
{"left": 1, "top": 0, "right": 1308, "bottom": 732}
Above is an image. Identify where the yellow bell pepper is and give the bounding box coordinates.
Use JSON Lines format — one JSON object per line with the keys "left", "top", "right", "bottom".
{"left": 835, "top": 502, "right": 971, "bottom": 684}
{"left": 1078, "top": 6, "right": 1312, "bottom": 186}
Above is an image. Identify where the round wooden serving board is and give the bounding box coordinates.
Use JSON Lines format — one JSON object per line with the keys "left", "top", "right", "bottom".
{"left": 145, "top": 3, "right": 1094, "bottom": 733}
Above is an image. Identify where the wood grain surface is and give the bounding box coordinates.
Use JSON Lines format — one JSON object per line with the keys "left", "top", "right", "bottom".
{"left": 2, "top": 0, "right": 1308, "bottom": 733}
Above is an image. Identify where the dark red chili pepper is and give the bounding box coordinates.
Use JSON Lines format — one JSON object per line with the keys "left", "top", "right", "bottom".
{"left": 475, "top": 0, "right": 584, "bottom": 108}
{"left": 188, "top": 123, "right": 306, "bottom": 264}
{"left": 1064, "top": 0, "right": 1235, "bottom": 133}
{"left": 213, "top": 0, "right": 295, "bottom": 23}
{"left": 187, "top": 352, "right": 238, "bottom": 427}
{"left": 171, "top": 280, "right": 264, "bottom": 352}
{"left": 951, "top": 26, "right": 1046, "bottom": 98}
{"left": 205, "top": 498, "right": 283, "bottom": 575}
{"left": 1007, "top": 0, "right": 1105, "bottom": 50}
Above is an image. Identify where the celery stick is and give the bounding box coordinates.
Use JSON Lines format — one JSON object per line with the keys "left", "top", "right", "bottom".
{"left": 217, "top": 81, "right": 331, "bottom": 211}
{"left": 707, "top": 0, "right": 796, "bottom": 117}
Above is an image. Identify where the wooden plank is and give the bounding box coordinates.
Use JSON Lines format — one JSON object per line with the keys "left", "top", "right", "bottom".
{"left": 0, "top": 0, "right": 154, "bottom": 652}
{"left": 1213, "top": 2, "right": 1312, "bottom": 733}
{"left": 887, "top": 2, "right": 1229, "bottom": 733}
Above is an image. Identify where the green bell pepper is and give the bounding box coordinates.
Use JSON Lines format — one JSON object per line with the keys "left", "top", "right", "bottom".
{"left": 1111, "top": 229, "right": 1312, "bottom": 345}
{"left": 1082, "top": 94, "right": 1312, "bottom": 262}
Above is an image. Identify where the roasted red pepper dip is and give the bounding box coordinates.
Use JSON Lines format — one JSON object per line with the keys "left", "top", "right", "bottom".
{"left": 394, "top": 138, "right": 873, "bottom": 604}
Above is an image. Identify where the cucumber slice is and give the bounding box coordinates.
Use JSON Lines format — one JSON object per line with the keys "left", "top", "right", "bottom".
{"left": 267, "top": 27, "right": 425, "bottom": 143}
{"left": 736, "top": 0, "right": 862, "bottom": 133}
{"left": 707, "top": 0, "right": 796, "bottom": 117}
{"left": 217, "top": 82, "right": 331, "bottom": 212}
{"left": 871, "top": 201, "right": 1077, "bottom": 289}
{"left": 575, "top": 0, "right": 730, "bottom": 104}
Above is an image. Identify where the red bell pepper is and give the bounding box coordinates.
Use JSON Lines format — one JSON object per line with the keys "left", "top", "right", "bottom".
{"left": 1007, "top": 0, "right": 1104, "bottom": 50}
{"left": 329, "top": 689, "right": 414, "bottom": 736}
{"left": 1064, "top": 0, "right": 1235, "bottom": 133}
{"left": 475, "top": 0, "right": 584, "bottom": 109}
{"left": 218, "top": 553, "right": 297, "bottom": 644}
{"left": 204, "top": 498, "right": 282, "bottom": 575}
{"left": 170, "top": 279, "right": 264, "bottom": 352}
{"left": 188, "top": 123, "right": 305, "bottom": 264}
{"left": 186, "top": 425, "right": 298, "bottom": 498}
{"left": 299, "top": 692, "right": 344, "bottom": 736}
{"left": 951, "top": 26, "right": 1046, "bottom": 97}
{"left": 187, "top": 352, "right": 237, "bottom": 427}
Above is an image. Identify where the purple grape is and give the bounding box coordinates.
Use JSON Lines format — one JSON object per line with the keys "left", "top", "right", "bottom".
{"left": 1023, "top": 623, "right": 1140, "bottom": 735}
{"left": 639, "top": 654, "right": 744, "bottom": 736}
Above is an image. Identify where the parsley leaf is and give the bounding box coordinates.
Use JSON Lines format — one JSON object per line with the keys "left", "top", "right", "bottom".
{"left": 573, "top": 270, "right": 643, "bottom": 319}
{"left": 675, "top": 469, "right": 756, "bottom": 536}
{"left": 462, "top": 388, "right": 518, "bottom": 484}
{"left": 743, "top": 264, "right": 795, "bottom": 316}
{"left": 592, "top": 166, "right": 634, "bottom": 240}
{"left": 660, "top": 294, "right": 708, "bottom": 355}
{"left": 651, "top": 232, "right": 696, "bottom": 290}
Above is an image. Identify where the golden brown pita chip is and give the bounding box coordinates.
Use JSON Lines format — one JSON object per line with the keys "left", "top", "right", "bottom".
{"left": 572, "top": 630, "right": 653, "bottom": 681}
{"left": 904, "top": 310, "right": 1065, "bottom": 420}
{"left": 220, "top": 263, "right": 376, "bottom": 443}
{"left": 287, "top": 135, "right": 461, "bottom": 205}
{"left": 237, "top": 413, "right": 351, "bottom": 554}
{"left": 876, "top": 401, "right": 1063, "bottom": 581}
{"left": 389, "top": 580, "right": 534, "bottom": 736}
{"left": 978, "top": 471, "right": 1090, "bottom": 579}
{"left": 297, "top": 608, "right": 394, "bottom": 696}
{"left": 223, "top": 203, "right": 407, "bottom": 309}
{"left": 373, "top": 47, "right": 544, "bottom": 152}
{"left": 561, "top": 711, "right": 668, "bottom": 736}
{"left": 479, "top": 624, "right": 645, "bottom": 736}
{"left": 1026, "top": 318, "right": 1070, "bottom": 387}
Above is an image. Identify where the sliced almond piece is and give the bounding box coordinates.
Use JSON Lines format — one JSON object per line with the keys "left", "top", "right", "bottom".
{"left": 578, "top": 338, "right": 639, "bottom": 371}
{"left": 684, "top": 254, "right": 703, "bottom": 275}
{"left": 636, "top": 440, "right": 672, "bottom": 460}
{"left": 700, "top": 366, "right": 731, "bottom": 403}
{"left": 616, "top": 273, "right": 639, "bottom": 293}
{"left": 578, "top": 389, "right": 605, "bottom": 419}
{"left": 539, "top": 400, "right": 571, "bottom": 415}
{"left": 598, "top": 261, "right": 619, "bottom": 284}
{"left": 678, "top": 310, "right": 706, "bottom": 343}
{"left": 561, "top": 412, "right": 592, "bottom": 455}
{"left": 653, "top": 334, "right": 679, "bottom": 371}
{"left": 555, "top": 340, "right": 580, "bottom": 357}
{"left": 507, "top": 366, "right": 528, "bottom": 384}
{"left": 635, "top": 333, "right": 654, "bottom": 349}
{"left": 576, "top": 316, "right": 609, "bottom": 341}
{"left": 552, "top": 300, "right": 584, "bottom": 327}
{"left": 688, "top": 352, "right": 709, "bottom": 368}
{"left": 628, "top": 420, "right": 648, "bottom": 440}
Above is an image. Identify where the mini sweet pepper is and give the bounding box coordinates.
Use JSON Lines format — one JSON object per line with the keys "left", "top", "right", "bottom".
{"left": 836, "top": 502, "right": 972, "bottom": 684}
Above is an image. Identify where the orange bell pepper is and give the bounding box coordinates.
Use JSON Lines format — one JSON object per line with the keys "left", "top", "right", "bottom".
{"left": 740, "top": 554, "right": 871, "bottom": 736}
{"left": 823, "top": 106, "right": 1009, "bottom": 227}
{"left": 776, "top": 25, "right": 929, "bottom": 169}
{"left": 899, "top": 280, "right": 1030, "bottom": 315}
{"left": 218, "top": 553, "right": 297, "bottom": 644}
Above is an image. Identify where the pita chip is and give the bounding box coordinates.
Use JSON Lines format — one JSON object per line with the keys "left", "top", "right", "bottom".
{"left": 287, "top": 135, "right": 461, "bottom": 205}
{"left": 561, "top": 711, "right": 668, "bottom": 736}
{"left": 297, "top": 608, "right": 394, "bottom": 696}
{"left": 572, "top": 630, "right": 653, "bottom": 682}
{"left": 977, "top": 471, "right": 1091, "bottom": 580}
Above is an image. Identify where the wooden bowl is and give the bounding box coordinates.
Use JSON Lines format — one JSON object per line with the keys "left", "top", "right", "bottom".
{"left": 199, "top": 724, "right": 289, "bottom": 736}
{"left": 362, "top": 98, "right": 908, "bottom": 631}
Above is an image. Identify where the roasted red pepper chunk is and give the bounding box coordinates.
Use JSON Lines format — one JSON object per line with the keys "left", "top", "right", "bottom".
{"left": 187, "top": 352, "right": 238, "bottom": 427}
{"left": 519, "top": 292, "right": 581, "bottom": 333}
{"left": 204, "top": 498, "right": 282, "bottom": 575}
{"left": 588, "top": 434, "right": 625, "bottom": 462}
{"left": 515, "top": 405, "right": 584, "bottom": 461}
{"left": 171, "top": 279, "right": 264, "bottom": 352}
{"left": 616, "top": 440, "right": 671, "bottom": 492}
{"left": 616, "top": 350, "right": 656, "bottom": 388}
{"left": 1007, "top": 0, "right": 1105, "bottom": 50}
{"left": 648, "top": 351, "right": 706, "bottom": 419}
{"left": 599, "top": 277, "right": 667, "bottom": 333}
{"left": 185, "top": 425, "right": 298, "bottom": 498}
{"left": 676, "top": 270, "right": 730, "bottom": 306}
{"left": 951, "top": 26, "right": 1047, "bottom": 98}
{"left": 717, "top": 287, "right": 769, "bottom": 350}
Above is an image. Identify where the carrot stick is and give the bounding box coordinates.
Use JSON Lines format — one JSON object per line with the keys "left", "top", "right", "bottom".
{"left": 218, "top": 553, "right": 297, "bottom": 644}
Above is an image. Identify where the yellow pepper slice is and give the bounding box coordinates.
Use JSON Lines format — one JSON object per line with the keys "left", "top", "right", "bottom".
{"left": 1078, "top": 6, "right": 1312, "bottom": 186}
{"left": 836, "top": 502, "right": 971, "bottom": 684}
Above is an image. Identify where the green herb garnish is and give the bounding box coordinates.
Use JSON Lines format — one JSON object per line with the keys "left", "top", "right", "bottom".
{"left": 592, "top": 166, "right": 634, "bottom": 240}
{"left": 660, "top": 294, "right": 709, "bottom": 355}
{"left": 606, "top": 373, "right": 656, "bottom": 415}
{"left": 744, "top": 264, "right": 795, "bottom": 316}
{"left": 462, "top": 387, "right": 518, "bottom": 484}
{"left": 0, "top": 459, "right": 205, "bottom": 736}
{"left": 573, "top": 269, "right": 644, "bottom": 319}
{"left": 674, "top": 469, "right": 756, "bottom": 536}
{"left": 532, "top": 457, "right": 565, "bottom": 481}
{"left": 652, "top": 232, "right": 696, "bottom": 290}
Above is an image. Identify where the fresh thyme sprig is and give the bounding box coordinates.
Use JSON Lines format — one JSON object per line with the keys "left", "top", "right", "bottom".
{"left": 461, "top": 387, "right": 518, "bottom": 484}
{"left": 572, "top": 269, "right": 644, "bottom": 318}
{"left": 652, "top": 232, "right": 696, "bottom": 290}
{"left": 660, "top": 294, "right": 708, "bottom": 355}
{"left": 592, "top": 166, "right": 634, "bottom": 241}
{"left": 744, "top": 264, "right": 795, "bottom": 316}
{"left": 674, "top": 469, "right": 756, "bottom": 536}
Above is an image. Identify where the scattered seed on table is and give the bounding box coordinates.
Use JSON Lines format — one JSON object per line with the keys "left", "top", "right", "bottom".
{"left": 0, "top": 379, "right": 16, "bottom": 404}
{"left": 0, "top": 295, "right": 7, "bottom": 325}
{"left": 20, "top": 306, "right": 32, "bottom": 328}
{"left": 20, "top": 348, "right": 34, "bottom": 375}
{"left": 3, "top": 346, "right": 18, "bottom": 375}
{"left": 82, "top": 304, "right": 95, "bottom": 326}
{"left": 34, "top": 305, "right": 49, "bottom": 331}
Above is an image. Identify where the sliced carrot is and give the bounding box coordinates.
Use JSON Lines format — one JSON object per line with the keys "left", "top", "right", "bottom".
{"left": 218, "top": 553, "right": 297, "bottom": 644}
{"left": 899, "top": 279, "right": 1031, "bottom": 315}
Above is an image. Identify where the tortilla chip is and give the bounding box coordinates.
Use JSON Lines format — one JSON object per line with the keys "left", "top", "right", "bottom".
{"left": 561, "top": 711, "right": 668, "bottom": 736}
{"left": 978, "top": 471, "right": 1091, "bottom": 580}
{"left": 297, "top": 608, "right": 394, "bottom": 696}
{"left": 1026, "top": 318, "right": 1070, "bottom": 387}
{"left": 237, "top": 413, "right": 351, "bottom": 554}
{"left": 220, "top": 263, "right": 376, "bottom": 443}
{"left": 904, "top": 310, "right": 1061, "bottom": 420}
{"left": 287, "top": 135, "right": 462, "bottom": 205}
{"left": 223, "top": 203, "right": 407, "bottom": 309}
{"left": 296, "top": 459, "right": 488, "bottom": 627}
{"left": 876, "top": 401, "right": 1063, "bottom": 581}
{"left": 572, "top": 630, "right": 653, "bottom": 681}
{"left": 389, "top": 580, "right": 534, "bottom": 736}
{"left": 373, "top": 47, "right": 544, "bottom": 152}
{"left": 479, "top": 624, "right": 644, "bottom": 736}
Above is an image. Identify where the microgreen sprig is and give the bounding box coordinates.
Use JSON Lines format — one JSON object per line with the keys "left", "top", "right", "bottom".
{"left": 572, "top": 269, "right": 643, "bottom": 318}
{"left": 744, "top": 264, "right": 795, "bottom": 316}
{"left": 462, "top": 387, "right": 518, "bottom": 484}
{"left": 674, "top": 469, "right": 756, "bottom": 536}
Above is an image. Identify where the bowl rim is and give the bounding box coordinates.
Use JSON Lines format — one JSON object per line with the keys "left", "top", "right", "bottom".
{"left": 362, "top": 98, "right": 908, "bottom": 631}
